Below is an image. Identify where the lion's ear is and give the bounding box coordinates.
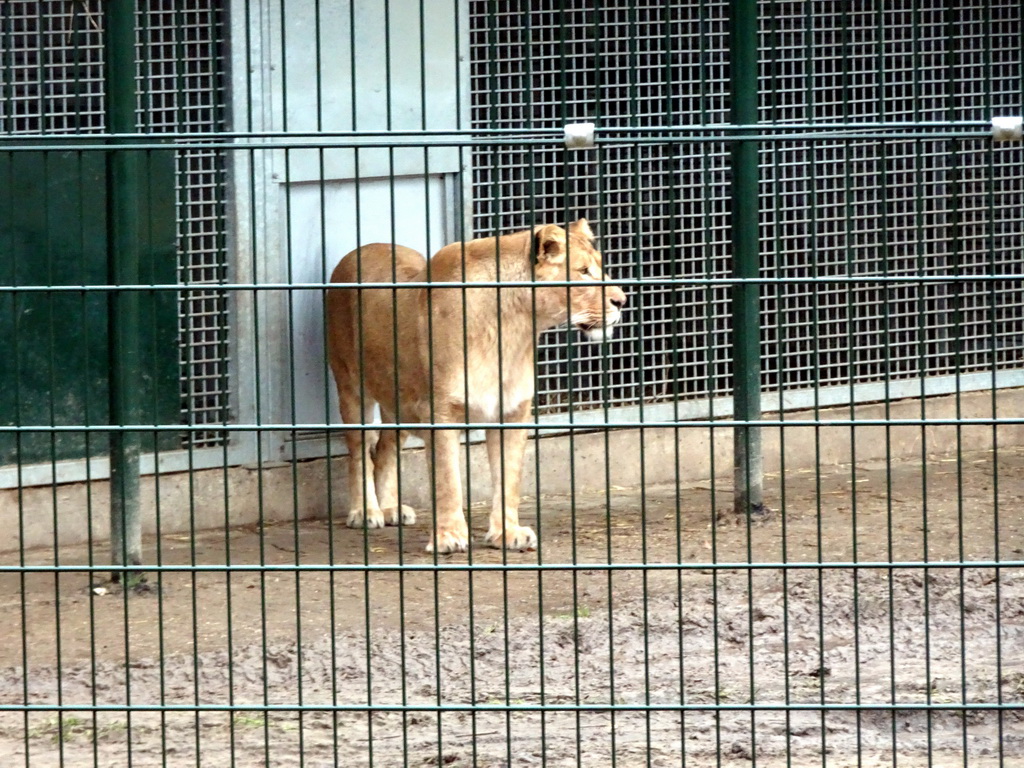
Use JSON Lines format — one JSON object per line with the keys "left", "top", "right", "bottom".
{"left": 532, "top": 224, "right": 566, "bottom": 265}
{"left": 569, "top": 218, "right": 594, "bottom": 240}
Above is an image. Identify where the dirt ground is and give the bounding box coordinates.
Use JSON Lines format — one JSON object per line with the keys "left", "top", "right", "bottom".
{"left": 1, "top": 445, "right": 1023, "bottom": 767}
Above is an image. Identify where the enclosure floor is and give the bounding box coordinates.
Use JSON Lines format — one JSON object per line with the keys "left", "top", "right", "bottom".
{"left": 1, "top": 446, "right": 1022, "bottom": 766}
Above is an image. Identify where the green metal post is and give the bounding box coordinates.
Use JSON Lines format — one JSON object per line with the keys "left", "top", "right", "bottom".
{"left": 105, "top": 0, "right": 144, "bottom": 581}
{"left": 729, "top": 0, "right": 763, "bottom": 516}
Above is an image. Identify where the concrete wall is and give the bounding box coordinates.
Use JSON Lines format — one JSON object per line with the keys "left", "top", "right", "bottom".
{"left": 3, "top": 388, "right": 1021, "bottom": 554}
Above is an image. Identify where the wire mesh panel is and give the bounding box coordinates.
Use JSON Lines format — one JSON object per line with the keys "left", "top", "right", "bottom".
{"left": 471, "top": 1, "right": 1024, "bottom": 413}
{"left": 137, "top": 2, "right": 231, "bottom": 448}
{"left": 759, "top": 1, "right": 1024, "bottom": 395}
{"left": 0, "top": 1, "right": 230, "bottom": 452}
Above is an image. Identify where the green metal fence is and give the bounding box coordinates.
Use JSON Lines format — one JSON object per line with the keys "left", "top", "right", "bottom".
{"left": 1, "top": 1, "right": 1022, "bottom": 766}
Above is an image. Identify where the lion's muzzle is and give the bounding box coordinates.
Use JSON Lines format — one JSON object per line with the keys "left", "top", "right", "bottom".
{"left": 574, "top": 284, "right": 626, "bottom": 342}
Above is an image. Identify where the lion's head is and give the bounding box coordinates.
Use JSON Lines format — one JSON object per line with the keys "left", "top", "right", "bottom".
{"left": 532, "top": 219, "right": 627, "bottom": 341}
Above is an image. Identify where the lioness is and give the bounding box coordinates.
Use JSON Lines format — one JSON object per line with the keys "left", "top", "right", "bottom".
{"left": 326, "top": 220, "right": 626, "bottom": 553}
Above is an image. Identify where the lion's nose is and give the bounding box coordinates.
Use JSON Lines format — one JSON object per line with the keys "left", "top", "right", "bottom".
{"left": 610, "top": 291, "right": 626, "bottom": 309}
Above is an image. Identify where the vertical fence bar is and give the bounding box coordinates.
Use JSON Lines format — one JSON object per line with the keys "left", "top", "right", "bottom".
{"left": 105, "top": 0, "right": 144, "bottom": 580}
{"left": 729, "top": 0, "right": 762, "bottom": 516}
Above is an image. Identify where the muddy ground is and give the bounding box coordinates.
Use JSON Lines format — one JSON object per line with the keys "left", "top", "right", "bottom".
{"left": 1, "top": 445, "right": 1023, "bottom": 767}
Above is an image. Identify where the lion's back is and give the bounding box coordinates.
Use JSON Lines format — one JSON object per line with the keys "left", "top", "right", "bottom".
{"left": 326, "top": 244, "right": 427, "bottom": 393}
{"left": 328, "top": 243, "right": 426, "bottom": 327}
{"left": 331, "top": 243, "right": 426, "bottom": 286}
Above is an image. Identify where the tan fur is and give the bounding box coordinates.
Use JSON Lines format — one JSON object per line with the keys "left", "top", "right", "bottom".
{"left": 326, "top": 220, "right": 626, "bottom": 553}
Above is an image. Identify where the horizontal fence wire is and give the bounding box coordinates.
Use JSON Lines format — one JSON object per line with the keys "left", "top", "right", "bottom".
{"left": 3, "top": 417, "right": 1024, "bottom": 432}
{"left": 3, "top": 273, "right": 1024, "bottom": 291}
{"left": 2, "top": 702, "right": 1019, "bottom": 714}
{"left": 0, "top": 131, "right": 1007, "bottom": 150}
{"left": 3, "top": 561, "right": 1022, "bottom": 574}
{"left": 0, "top": 119, "right": 999, "bottom": 138}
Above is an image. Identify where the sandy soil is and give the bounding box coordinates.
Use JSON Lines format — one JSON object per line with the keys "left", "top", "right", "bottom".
{"left": 1, "top": 445, "right": 1022, "bottom": 767}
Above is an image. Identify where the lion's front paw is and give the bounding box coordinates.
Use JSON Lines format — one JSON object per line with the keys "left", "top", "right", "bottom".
{"left": 426, "top": 526, "right": 469, "bottom": 554}
{"left": 347, "top": 507, "right": 386, "bottom": 529}
{"left": 383, "top": 504, "right": 416, "bottom": 526}
{"left": 485, "top": 524, "right": 537, "bottom": 552}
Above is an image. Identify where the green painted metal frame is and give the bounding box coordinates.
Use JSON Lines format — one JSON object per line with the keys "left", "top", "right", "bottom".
{"left": 105, "top": 0, "right": 145, "bottom": 580}
{"left": 729, "top": 0, "right": 763, "bottom": 517}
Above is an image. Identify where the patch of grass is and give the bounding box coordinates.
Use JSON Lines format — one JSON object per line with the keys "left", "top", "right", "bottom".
{"left": 553, "top": 604, "right": 592, "bottom": 620}
{"left": 233, "top": 712, "right": 266, "bottom": 729}
{"left": 716, "top": 686, "right": 736, "bottom": 703}
{"left": 29, "top": 716, "right": 130, "bottom": 744}
{"left": 29, "top": 715, "right": 89, "bottom": 743}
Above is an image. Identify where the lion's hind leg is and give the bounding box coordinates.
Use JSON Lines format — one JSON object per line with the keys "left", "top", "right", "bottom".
{"left": 373, "top": 427, "right": 416, "bottom": 526}
{"left": 340, "top": 397, "right": 387, "bottom": 530}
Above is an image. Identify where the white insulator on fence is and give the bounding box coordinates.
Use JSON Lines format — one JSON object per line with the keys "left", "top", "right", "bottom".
{"left": 564, "top": 122, "right": 596, "bottom": 149}
{"left": 991, "top": 115, "right": 1023, "bottom": 142}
